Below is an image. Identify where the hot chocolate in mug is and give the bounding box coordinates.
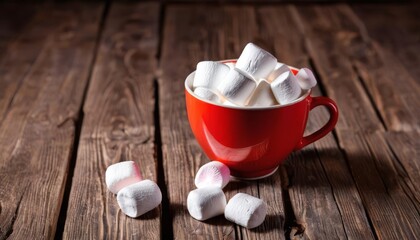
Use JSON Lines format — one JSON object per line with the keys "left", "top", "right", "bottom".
{"left": 185, "top": 60, "right": 339, "bottom": 179}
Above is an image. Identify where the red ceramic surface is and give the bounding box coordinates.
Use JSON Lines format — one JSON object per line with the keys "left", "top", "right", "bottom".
{"left": 185, "top": 60, "right": 338, "bottom": 179}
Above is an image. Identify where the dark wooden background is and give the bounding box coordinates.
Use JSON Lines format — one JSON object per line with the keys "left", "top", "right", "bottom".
{"left": 0, "top": 1, "right": 418, "bottom": 239}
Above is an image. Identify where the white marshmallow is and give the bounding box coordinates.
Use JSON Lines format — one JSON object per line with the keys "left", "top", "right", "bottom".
{"left": 193, "top": 61, "right": 230, "bottom": 90}
{"left": 194, "top": 87, "right": 223, "bottom": 104}
{"left": 247, "top": 80, "right": 278, "bottom": 107}
{"left": 296, "top": 68, "right": 317, "bottom": 90}
{"left": 224, "top": 62, "right": 235, "bottom": 69}
{"left": 224, "top": 193, "right": 267, "bottom": 229}
{"left": 267, "top": 63, "right": 290, "bottom": 82}
{"left": 217, "top": 69, "right": 257, "bottom": 106}
{"left": 195, "top": 161, "right": 231, "bottom": 189}
{"left": 187, "top": 187, "right": 227, "bottom": 221}
{"left": 117, "top": 180, "right": 162, "bottom": 218}
{"left": 105, "top": 161, "right": 142, "bottom": 194}
{"left": 270, "top": 71, "right": 302, "bottom": 105}
{"left": 235, "top": 43, "right": 277, "bottom": 80}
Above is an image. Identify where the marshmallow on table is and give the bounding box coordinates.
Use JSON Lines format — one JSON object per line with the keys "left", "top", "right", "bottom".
{"left": 193, "top": 61, "right": 230, "bottom": 90}
{"left": 194, "top": 87, "right": 224, "bottom": 104}
{"left": 195, "top": 161, "right": 231, "bottom": 189}
{"left": 217, "top": 69, "right": 257, "bottom": 106}
{"left": 247, "top": 80, "right": 278, "bottom": 107}
{"left": 224, "top": 193, "right": 267, "bottom": 229}
{"left": 235, "top": 43, "right": 277, "bottom": 80}
{"left": 187, "top": 186, "right": 227, "bottom": 221}
{"left": 267, "top": 63, "right": 290, "bottom": 82}
{"left": 296, "top": 68, "right": 317, "bottom": 90}
{"left": 270, "top": 71, "right": 302, "bottom": 105}
{"left": 105, "top": 161, "right": 142, "bottom": 194}
{"left": 117, "top": 180, "right": 162, "bottom": 218}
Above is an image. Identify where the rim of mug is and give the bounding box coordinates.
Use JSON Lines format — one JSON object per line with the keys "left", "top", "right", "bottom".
{"left": 185, "top": 59, "right": 311, "bottom": 110}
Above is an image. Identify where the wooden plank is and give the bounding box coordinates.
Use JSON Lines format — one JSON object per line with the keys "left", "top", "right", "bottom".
{"left": 0, "top": 3, "right": 102, "bottom": 239}
{"left": 352, "top": 4, "right": 420, "bottom": 85}
{"left": 0, "top": 4, "right": 62, "bottom": 125}
{"left": 63, "top": 3, "right": 161, "bottom": 239}
{"left": 384, "top": 132, "right": 420, "bottom": 204}
{"left": 160, "top": 4, "right": 288, "bottom": 239}
{"left": 339, "top": 131, "right": 420, "bottom": 239}
{"left": 292, "top": 4, "right": 420, "bottom": 238}
{"left": 0, "top": 4, "right": 36, "bottom": 53}
{"left": 289, "top": 5, "right": 384, "bottom": 133}
{"left": 298, "top": 4, "right": 420, "bottom": 132}
{"left": 257, "top": 6, "right": 374, "bottom": 239}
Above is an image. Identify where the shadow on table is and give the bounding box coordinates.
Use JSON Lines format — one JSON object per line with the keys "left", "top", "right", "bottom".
{"left": 281, "top": 146, "right": 400, "bottom": 195}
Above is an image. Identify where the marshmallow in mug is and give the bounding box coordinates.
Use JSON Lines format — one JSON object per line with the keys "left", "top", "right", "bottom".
{"left": 217, "top": 69, "right": 257, "bottom": 106}
{"left": 195, "top": 161, "right": 231, "bottom": 189}
{"left": 117, "top": 180, "right": 162, "bottom": 218}
{"left": 105, "top": 161, "right": 143, "bottom": 194}
{"left": 193, "top": 61, "right": 230, "bottom": 90}
{"left": 187, "top": 186, "right": 227, "bottom": 221}
{"left": 296, "top": 68, "right": 317, "bottom": 90}
{"left": 194, "top": 87, "right": 224, "bottom": 104}
{"left": 267, "top": 62, "right": 290, "bottom": 82}
{"left": 236, "top": 43, "right": 278, "bottom": 80}
{"left": 247, "top": 80, "right": 278, "bottom": 107}
{"left": 270, "top": 71, "right": 302, "bottom": 105}
{"left": 225, "top": 193, "right": 267, "bottom": 229}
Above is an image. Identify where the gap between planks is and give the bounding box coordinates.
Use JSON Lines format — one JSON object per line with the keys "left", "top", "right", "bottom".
{"left": 54, "top": 1, "right": 111, "bottom": 238}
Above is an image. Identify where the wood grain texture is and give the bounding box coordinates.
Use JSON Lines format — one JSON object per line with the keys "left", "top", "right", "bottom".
{"left": 63, "top": 3, "right": 161, "bottom": 239}
{"left": 0, "top": 3, "right": 102, "bottom": 239}
{"left": 257, "top": 6, "right": 374, "bottom": 240}
{"left": 160, "top": 5, "right": 287, "bottom": 239}
{"left": 0, "top": 4, "right": 36, "bottom": 54}
{"left": 384, "top": 132, "right": 420, "bottom": 205}
{"left": 291, "top": 4, "right": 420, "bottom": 238}
{"left": 352, "top": 4, "right": 420, "bottom": 85}
{"left": 296, "top": 4, "right": 419, "bottom": 132}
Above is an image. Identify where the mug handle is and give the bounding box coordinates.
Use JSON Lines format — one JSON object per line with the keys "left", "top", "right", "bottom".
{"left": 294, "top": 96, "right": 339, "bottom": 150}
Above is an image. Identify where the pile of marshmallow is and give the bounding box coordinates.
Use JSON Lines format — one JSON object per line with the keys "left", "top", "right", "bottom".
{"left": 192, "top": 43, "right": 317, "bottom": 107}
{"left": 105, "top": 161, "right": 162, "bottom": 218}
{"left": 188, "top": 161, "right": 267, "bottom": 229}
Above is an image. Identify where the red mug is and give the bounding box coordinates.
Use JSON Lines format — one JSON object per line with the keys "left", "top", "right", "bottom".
{"left": 185, "top": 60, "right": 338, "bottom": 179}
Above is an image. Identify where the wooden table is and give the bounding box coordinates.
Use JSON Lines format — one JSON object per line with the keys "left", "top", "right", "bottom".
{"left": 0, "top": 2, "right": 419, "bottom": 239}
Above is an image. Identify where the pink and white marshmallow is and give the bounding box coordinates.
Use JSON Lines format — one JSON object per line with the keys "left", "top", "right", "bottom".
{"left": 195, "top": 161, "right": 231, "bottom": 189}
{"left": 225, "top": 193, "right": 267, "bottom": 229}
{"left": 105, "top": 161, "right": 142, "bottom": 194}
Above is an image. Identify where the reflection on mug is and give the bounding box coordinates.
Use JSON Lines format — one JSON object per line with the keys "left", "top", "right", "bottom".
{"left": 202, "top": 122, "right": 269, "bottom": 162}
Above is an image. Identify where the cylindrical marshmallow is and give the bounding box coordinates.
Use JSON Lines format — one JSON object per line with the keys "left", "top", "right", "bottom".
{"left": 270, "top": 71, "right": 302, "bottom": 105}
{"left": 247, "top": 80, "right": 278, "bottom": 107}
{"left": 117, "top": 180, "right": 162, "bottom": 218}
{"left": 224, "top": 193, "right": 267, "bottom": 229}
{"left": 216, "top": 69, "right": 257, "bottom": 106}
{"left": 235, "top": 43, "right": 277, "bottom": 80}
{"left": 195, "top": 161, "right": 231, "bottom": 189}
{"left": 193, "top": 61, "right": 230, "bottom": 90}
{"left": 296, "top": 68, "right": 317, "bottom": 90}
{"left": 105, "top": 161, "right": 143, "bottom": 194}
{"left": 267, "top": 62, "right": 290, "bottom": 82}
{"left": 187, "top": 186, "right": 227, "bottom": 221}
{"left": 194, "top": 87, "right": 223, "bottom": 104}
